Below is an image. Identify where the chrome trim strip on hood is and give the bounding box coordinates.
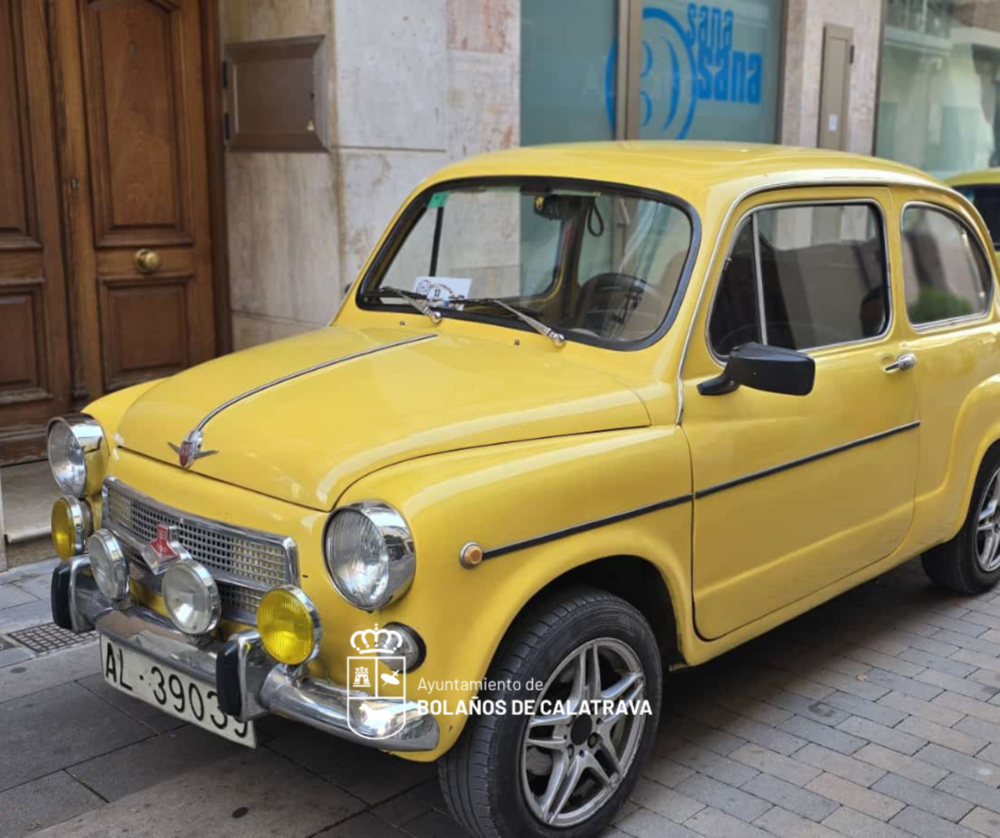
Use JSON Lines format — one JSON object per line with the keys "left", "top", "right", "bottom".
{"left": 167, "top": 333, "right": 438, "bottom": 466}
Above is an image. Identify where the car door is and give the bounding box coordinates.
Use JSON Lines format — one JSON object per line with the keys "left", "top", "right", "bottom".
{"left": 896, "top": 192, "right": 999, "bottom": 551}
{"left": 680, "top": 187, "right": 920, "bottom": 640}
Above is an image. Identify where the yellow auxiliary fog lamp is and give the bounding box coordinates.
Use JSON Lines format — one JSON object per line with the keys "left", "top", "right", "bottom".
{"left": 51, "top": 497, "right": 92, "bottom": 560}
{"left": 258, "top": 586, "right": 322, "bottom": 666}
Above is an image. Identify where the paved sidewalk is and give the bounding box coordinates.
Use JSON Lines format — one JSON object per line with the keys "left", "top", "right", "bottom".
{"left": 10, "top": 559, "right": 1000, "bottom": 836}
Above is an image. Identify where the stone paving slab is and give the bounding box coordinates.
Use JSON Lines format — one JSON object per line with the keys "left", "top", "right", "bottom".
{"left": 0, "top": 641, "right": 99, "bottom": 704}
{"left": 75, "top": 672, "right": 186, "bottom": 734}
{"left": 32, "top": 750, "right": 366, "bottom": 838}
{"left": 0, "top": 598, "right": 53, "bottom": 632}
{"left": 12, "top": 574, "right": 52, "bottom": 602}
{"left": 0, "top": 584, "right": 37, "bottom": 609}
{"left": 0, "top": 772, "right": 103, "bottom": 838}
{"left": 67, "top": 725, "right": 245, "bottom": 801}
{"left": 0, "top": 681, "right": 152, "bottom": 793}
{"left": 0, "top": 558, "right": 58, "bottom": 585}
{"left": 265, "top": 725, "right": 437, "bottom": 805}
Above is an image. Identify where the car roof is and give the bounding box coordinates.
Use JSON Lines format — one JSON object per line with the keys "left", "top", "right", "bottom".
{"left": 426, "top": 141, "right": 943, "bottom": 211}
{"left": 947, "top": 168, "right": 1000, "bottom": 188}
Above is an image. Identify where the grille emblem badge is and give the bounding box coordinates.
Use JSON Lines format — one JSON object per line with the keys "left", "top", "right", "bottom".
{"left": 141, "top": 523, "right": 190, "bottom": 573}
{"left": 168, "top": 430, "right": 217, "bottom": 469}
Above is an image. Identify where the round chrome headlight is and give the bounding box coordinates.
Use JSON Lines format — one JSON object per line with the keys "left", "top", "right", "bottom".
{"left": 162, "top": 561, "right": 221, "bottom": 636}
{"left": 324, "top": 502, "right": 415, "bottom": 611}
{"left": 47, "top": 415, "right": 103, "bottom": 498}
{"left": 87, "top": 529, "right": 129, "bottom": 604}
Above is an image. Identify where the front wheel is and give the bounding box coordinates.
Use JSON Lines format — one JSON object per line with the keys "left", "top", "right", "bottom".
{"left": 439, "top": 587, "right": 662, "bottom": 838}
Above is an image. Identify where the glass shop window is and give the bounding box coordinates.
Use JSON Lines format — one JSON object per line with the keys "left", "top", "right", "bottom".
{"left": 708, "top": 203, "right": 890, "bottom": 355}
{"left": 878, "top": 0, "right": 1000, "bottom": 179}
{"left": 902, "top": 205, "right": 993, "bottom": 326}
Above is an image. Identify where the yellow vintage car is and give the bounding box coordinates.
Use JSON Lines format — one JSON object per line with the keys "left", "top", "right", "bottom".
{"left": 48, "top": 142, "right": 1000, "bottom": 837}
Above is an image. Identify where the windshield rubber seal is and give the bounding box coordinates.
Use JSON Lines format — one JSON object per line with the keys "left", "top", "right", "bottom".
{"left": 354, "top": 175, "right": 703, "bottom": 352}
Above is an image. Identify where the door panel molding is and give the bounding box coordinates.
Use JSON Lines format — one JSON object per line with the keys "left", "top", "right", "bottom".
{"left": 0, "top": 0, "right": 73, "bottom": 463}
{"left": 696, "top": 420, "right": 921, "bottom": 498}
{"left": 97, "top": 272, "right": 194, "bottom": 390}
{"left": 78, "top": 0, "right": 194, "bottom": 247}
{"left": 0, "top": 0, "right": 40, "bottom": 250}
{"left": 0, "top": 279, "right": 51, "bottom": 403}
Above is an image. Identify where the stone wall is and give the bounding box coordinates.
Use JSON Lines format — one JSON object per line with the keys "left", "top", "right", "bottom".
{"left": 220, "top": 0, "right": 520, "bottom": 349}
{"left": 780, "top": 0, "right": 883, "bottom": 154}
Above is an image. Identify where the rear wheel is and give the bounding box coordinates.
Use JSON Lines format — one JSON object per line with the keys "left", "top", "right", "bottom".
{"left": 439, "top": 587, "right": 662, "bottom": 838}
{"left": 923, "top": 449, "right": 1000, "bottom": 594}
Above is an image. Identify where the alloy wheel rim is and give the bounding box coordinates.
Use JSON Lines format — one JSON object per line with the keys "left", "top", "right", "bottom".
{"left": 977, "top": 469, "right": 1000, "bottom": 572}
{"left": 520, "top": 637, "right": 646, "bottom": 828}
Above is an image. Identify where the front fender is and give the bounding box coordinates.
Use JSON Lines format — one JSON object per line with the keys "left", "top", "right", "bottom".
{"left": 84, "top": 379, "right": 162, "bottom": 443}
{"left": 63, "top": 380, "right": 162, "bottom": 522}
{"left": 340, "top": 426, "right": 693, "bottom": 759}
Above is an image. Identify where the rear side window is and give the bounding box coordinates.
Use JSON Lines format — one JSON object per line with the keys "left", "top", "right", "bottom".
{"left": 709, "top": 202, "right": 889, "bottom": 356}
{"left": 902, "top": 205, "right": 993, "bottom": 326}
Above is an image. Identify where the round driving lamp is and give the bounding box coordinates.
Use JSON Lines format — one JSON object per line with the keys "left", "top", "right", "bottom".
{"left": 47, "top": 415, "right": 103, "bottom": 498}
{"left": 323, "top": 502, "right": 415, "bottom": 611}
{"left": 87, "top": 530, "right": 129, "bottom": 604}
{"left": 162, "top": 561, "right": 220, "bottom": 636}
{"left": 51, "top": 497, "right": 92, "bottom": 560}
{"left": 257, "top": 586, "right": 321, "bottom": 666}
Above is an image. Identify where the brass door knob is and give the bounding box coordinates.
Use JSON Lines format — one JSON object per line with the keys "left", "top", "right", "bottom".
{"left": 135, "top": 248, "right": 162, "bottom": 274}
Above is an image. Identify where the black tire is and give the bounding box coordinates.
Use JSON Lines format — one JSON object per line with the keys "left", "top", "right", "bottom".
{"left": 439, "top": 587, "right": 662, "bottom": 838}
{"left": 923, "top": 447, "right": 1000, "bottom": 594}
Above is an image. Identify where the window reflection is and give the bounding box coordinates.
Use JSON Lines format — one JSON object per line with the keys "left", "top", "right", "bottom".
{"left": 879, "top": 0, "right": 1000, "bottom": 177}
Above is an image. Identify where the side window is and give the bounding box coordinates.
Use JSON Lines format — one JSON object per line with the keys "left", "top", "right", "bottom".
{"left": 756, "top": 204, "right": 888, "bottom": 351}
{"left": 902, "top": 205, "right": 993, "bottom": 326}
{"left": 708, "top": 202, "right": 889, "bottom": 356}
{"left": 709, "top": 223, "right": 761, "bottom": 356}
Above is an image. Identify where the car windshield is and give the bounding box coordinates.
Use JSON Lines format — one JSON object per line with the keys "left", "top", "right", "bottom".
{"left": 360, "top": 181, "right": 694, "bottom": 346}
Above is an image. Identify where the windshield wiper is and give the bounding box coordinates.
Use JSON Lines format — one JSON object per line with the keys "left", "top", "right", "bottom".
{"left": 361, "top": 286, "right": 442, "bottom": 324}
{"left": 449, "top": 297, "right": 565, "bottom": 347}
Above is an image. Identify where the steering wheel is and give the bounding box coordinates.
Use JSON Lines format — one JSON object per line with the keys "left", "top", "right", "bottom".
{"left": 570, "top": 272, "right": 664, "bottom": 336}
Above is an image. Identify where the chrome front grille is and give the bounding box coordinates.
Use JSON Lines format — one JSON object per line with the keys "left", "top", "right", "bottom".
{"left": 102, "top": 478, "right": 297, "bottom": 624}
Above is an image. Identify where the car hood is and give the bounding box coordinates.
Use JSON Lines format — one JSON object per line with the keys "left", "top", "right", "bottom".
{"left": 116, "top": 326, "right": 650, "bottom": 510}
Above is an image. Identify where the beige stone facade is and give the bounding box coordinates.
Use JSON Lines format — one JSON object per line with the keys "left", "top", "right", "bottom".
{"left": 781, "top": 0, "right": 884, "bottom": 154}
{"left": 220, "top": 0, "right": 520, "bottom": 350}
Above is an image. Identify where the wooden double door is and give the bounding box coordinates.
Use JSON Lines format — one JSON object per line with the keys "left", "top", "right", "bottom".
{"left": 0, "top": 0, "right": 223, "bottom": 464}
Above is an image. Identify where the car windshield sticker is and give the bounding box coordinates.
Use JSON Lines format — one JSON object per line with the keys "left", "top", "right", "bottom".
{"left": 414, "top": 276, "right": 471, "bottom": 306}
{"left": 427, "top": 192, "right": 449, "bottom": 209}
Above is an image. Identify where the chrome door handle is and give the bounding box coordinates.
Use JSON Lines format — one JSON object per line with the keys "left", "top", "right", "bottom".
{"left": 884, "top": 353, "right": 917, "bottom": 373}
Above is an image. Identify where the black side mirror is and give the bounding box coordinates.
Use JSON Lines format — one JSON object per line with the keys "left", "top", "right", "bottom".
{"left": 698, "top": 342, "right": 815, "bottom": 397}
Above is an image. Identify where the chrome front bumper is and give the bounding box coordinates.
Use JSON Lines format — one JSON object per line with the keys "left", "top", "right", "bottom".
{"left": 51, "top": 558, "right": 439, "bottom": 752}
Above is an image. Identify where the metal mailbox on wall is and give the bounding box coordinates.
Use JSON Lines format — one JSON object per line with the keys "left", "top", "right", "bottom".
{"left": 224, "top": 35, "right": 328, "bottom": 152}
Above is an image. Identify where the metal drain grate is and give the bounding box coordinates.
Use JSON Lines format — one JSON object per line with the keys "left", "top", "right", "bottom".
{"left": 6, "top": 623, "right": 92, "bottom": 653}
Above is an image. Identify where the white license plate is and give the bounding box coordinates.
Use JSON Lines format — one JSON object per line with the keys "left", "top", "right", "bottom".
{"left": 100, "top": 636, "right": 256, "bottom": 747}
